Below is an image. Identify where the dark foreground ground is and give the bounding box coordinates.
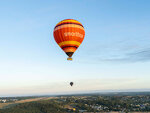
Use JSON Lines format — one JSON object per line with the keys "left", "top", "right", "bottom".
{"left": 0, "top": 92, "right": 150, "bottom": 113}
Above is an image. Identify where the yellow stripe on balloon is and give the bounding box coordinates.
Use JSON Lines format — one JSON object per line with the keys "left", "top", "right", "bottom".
{"left": 54, "top": 24, "right": 84, "bottom": 32}
{"left": 58, "top": 41, "right": 81, "bottom": 47}
{"left": 56, "top": 19, "right": 82, "bottom": 26}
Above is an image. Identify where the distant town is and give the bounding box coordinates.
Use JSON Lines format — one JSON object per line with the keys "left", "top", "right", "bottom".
{"left": 0, "top": 92, "right": 150, "bottom": 113}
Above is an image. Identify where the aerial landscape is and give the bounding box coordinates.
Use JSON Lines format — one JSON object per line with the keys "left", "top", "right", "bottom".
{"left": 0, "top": 92, "right": 150, "bottom": 112}
{"left": 0, "top": 0, "right": 150, "bottom": 113}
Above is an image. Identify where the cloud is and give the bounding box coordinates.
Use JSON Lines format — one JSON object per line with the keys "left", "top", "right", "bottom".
{"left": 98, "top": 49, "right": 150, "bottom": 63}
{"left": 81, "top": 33, "right": 150, "bottom": 63}
{"left": 128, "top": 49, "right": 150, "bottom": 61}
{"left": 109, "top": 48, "right": 150, "bottom": 62}
{"left": 80, "top": 48, "right": 150, "bottom": 63}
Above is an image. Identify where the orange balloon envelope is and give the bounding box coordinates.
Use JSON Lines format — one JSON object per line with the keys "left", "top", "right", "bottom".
{"left": 53, "top": 19, "right": 85, "bottom": 61}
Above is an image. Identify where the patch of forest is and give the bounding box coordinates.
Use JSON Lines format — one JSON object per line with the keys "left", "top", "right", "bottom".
{"left": 0, "top": 100, "right": 67, "bottom": 113}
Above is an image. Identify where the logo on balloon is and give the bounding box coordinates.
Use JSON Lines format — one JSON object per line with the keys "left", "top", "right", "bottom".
{"left": 64, "top": 32, "right": 83, "bottom": 38}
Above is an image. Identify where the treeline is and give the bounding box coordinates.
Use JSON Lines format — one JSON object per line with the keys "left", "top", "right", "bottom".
{"left": 0, "top": 100, "right": 67, "bottom": 113}
{"left": 0, "top": 96, "right": 38, "bottom": 100}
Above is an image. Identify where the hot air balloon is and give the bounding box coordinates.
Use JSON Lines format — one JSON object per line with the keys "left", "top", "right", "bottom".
{"left": 70, "top": 82, "right": 73, "bottom": 86}
{"left": 53, "top": 19, "right": 85, "bottom": 61}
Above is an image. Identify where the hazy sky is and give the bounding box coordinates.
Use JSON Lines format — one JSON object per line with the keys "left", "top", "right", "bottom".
{"left": 0, "top": 0, "right": 150, "bottom": 96}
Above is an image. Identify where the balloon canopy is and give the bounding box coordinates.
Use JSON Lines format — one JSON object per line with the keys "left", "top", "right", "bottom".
{"left": 53, "top": 19, "right": 85, "bottom": 60}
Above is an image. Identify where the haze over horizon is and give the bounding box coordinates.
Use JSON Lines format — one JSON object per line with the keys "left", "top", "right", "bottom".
{"left": 0, "top": 0, "right": 150, "bottom": 96}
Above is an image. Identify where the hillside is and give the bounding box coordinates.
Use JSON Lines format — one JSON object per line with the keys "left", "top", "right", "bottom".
{"left": 0, "top": 100, "right": 66, "bottom": 113}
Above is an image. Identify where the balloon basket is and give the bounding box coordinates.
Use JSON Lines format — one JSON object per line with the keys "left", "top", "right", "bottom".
{"left": 67, "top": 57, "right": 72, "bottom": 61}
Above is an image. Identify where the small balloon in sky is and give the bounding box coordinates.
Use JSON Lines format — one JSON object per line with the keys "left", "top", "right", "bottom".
{"left": 70, "top": 82, "right": 73, "bottom": 86}
{"left": 53, "top": 19, "right": 85, "bottom": 61}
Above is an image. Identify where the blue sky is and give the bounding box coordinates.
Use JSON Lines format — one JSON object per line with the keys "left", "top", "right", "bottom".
{"left": 0, "top": 0, "right": 150, "bottom": 96}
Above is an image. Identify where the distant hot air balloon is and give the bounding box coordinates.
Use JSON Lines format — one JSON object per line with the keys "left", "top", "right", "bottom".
{"left": 53, "top": 19, "right": 85, "bottom": 61}
{"left": 70, "top": 82, "right": 73, "bottom": 86}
